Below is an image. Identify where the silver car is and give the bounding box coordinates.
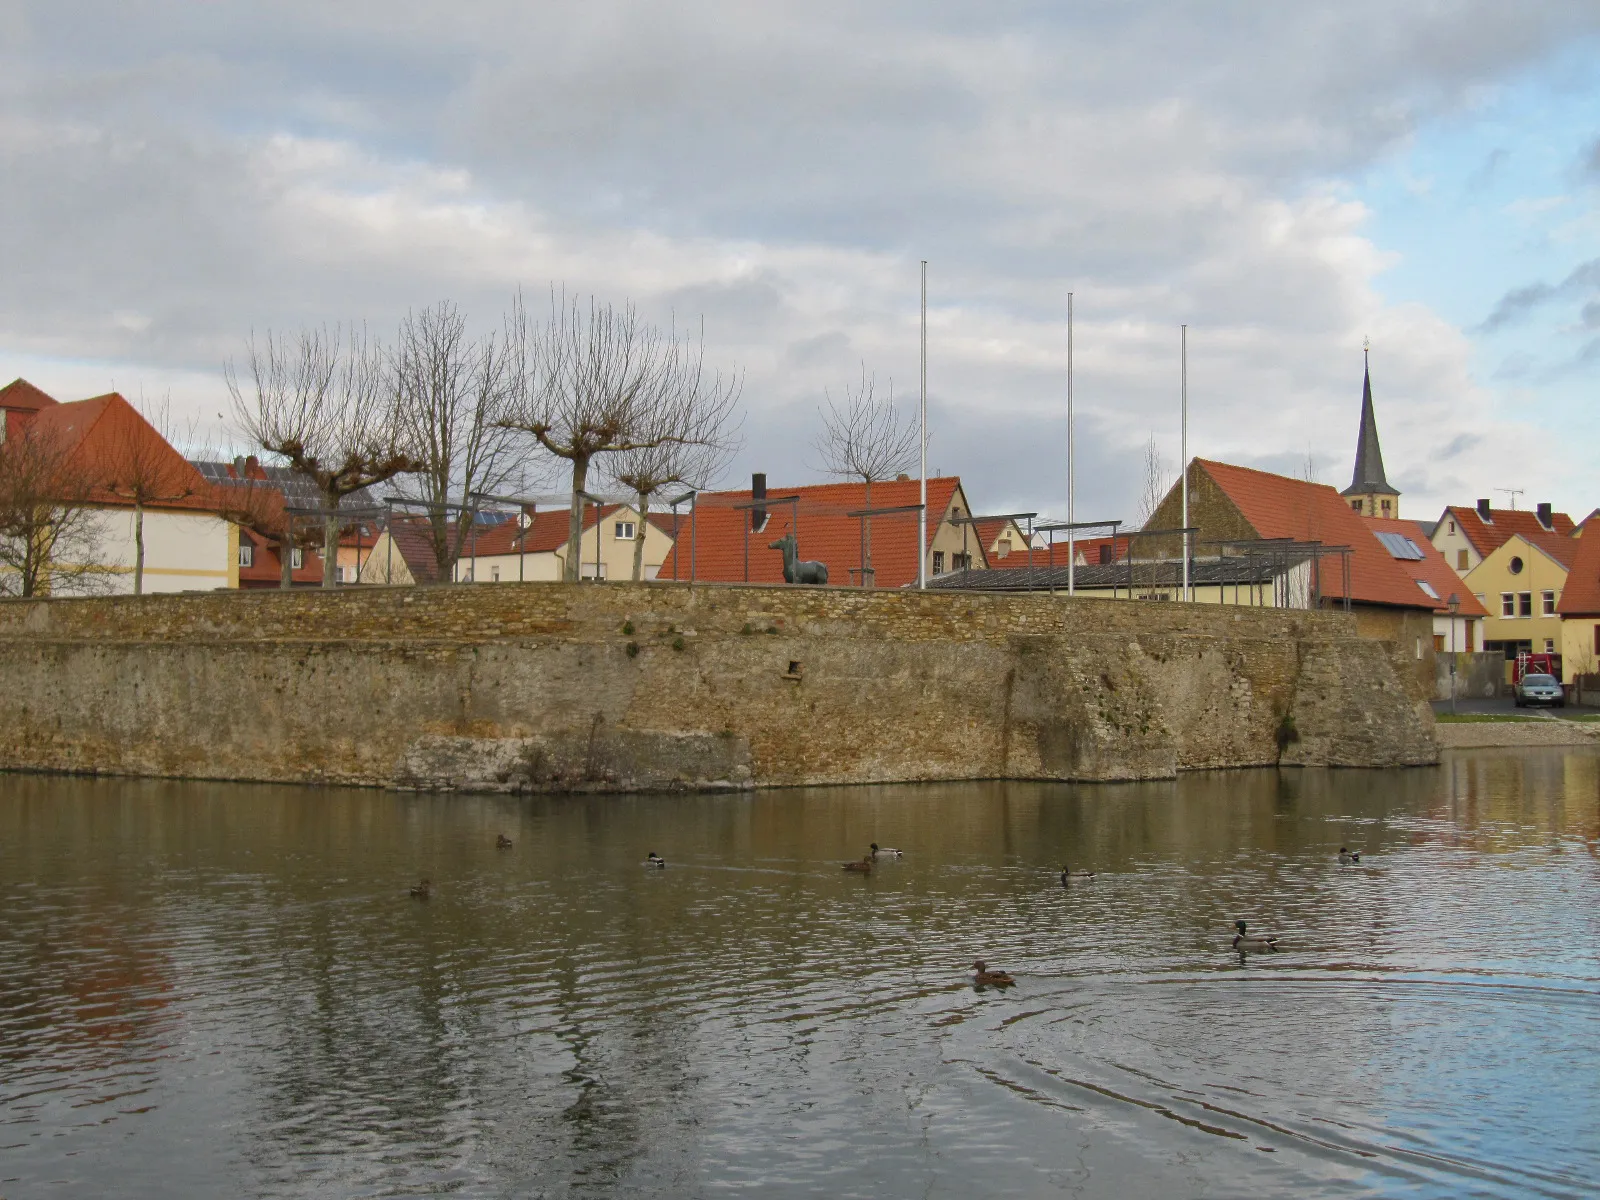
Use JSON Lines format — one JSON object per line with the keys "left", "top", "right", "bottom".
{"left": 1514, "top": 673, "right": 1565, "bottom": 708}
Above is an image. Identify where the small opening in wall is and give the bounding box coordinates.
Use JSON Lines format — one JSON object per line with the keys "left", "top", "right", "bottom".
{"left": 786, "top": 661, "right": 802, "bottom": 677}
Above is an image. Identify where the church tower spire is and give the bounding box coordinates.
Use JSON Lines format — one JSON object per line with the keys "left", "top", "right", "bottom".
{"left": 1340, "top": 341, "right": 1400, "bottom": 518}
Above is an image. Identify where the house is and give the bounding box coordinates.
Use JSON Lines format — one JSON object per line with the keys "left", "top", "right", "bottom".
{"left": 1140, "top": 459, "right": 1454, "bottom": 693}
{"left": 1363, "top": 515, "right": 1487, "bottom": 654}
{"left": 2, "top": 379, "right": 235, "bottom": 594}
{"left": 970, "top": 516, "right": 1034, "bottom": 565}
{"left": 1428, "top": 500, "right": 1579, "bottom": 671}
{"left": 359, "top": 502, "right": 676, "bottom": 585}
{"left": 655, "top": 474, "right": 981, "bottom": 587}
{"left": 1555, "top": 519, "right": 1600, "bottom": 683}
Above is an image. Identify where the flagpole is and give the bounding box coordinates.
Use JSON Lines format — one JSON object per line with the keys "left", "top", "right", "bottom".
{"left": 1067, "top": 292, "right": 1075, "bottom": 595}
{"left": 919, "top": 260, "right": 928, "bottom": 590}
{"left": 1181, "top": 324, "right": 1189, "bottom": 603}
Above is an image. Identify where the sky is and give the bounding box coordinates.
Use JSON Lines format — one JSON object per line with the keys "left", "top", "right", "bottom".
{"left": 2, "top": 2, "right": 1598, "bottom": 525}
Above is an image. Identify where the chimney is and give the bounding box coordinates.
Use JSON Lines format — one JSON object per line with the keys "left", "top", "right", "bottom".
{"left": 751, "top": 472, "right": 767, "bottom": 532}
{"left": 1537, "top": 502, "right": 1553, "bottom": 530}
{"left": 1476, "top": 498, "right": 1492, "bottom": 521}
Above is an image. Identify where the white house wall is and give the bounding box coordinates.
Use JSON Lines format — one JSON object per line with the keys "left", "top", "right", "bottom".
{"left": 82, "top": 507, "right": 232, "bottom": 594}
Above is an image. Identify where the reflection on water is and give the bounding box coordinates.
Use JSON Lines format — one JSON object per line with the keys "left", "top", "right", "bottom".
{"left": 1, "top": 749, "right": 1597, "bottom": 1198}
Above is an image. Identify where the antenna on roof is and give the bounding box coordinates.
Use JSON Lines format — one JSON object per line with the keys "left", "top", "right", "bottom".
{"left": 1494, "top": 487, "right": 1524, "bottom": 511}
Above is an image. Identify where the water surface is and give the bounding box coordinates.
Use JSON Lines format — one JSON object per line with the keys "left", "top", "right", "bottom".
{"left": 2, "top": 750, "right": 1597, "bottom": 1197}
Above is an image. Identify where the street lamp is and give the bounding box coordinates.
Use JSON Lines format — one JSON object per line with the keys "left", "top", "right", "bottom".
{"left": 1447, "top": 593, "right": 1460, "bottom": 715}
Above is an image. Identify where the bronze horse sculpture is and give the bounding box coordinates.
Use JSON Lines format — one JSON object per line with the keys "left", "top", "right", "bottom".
{"left": 769, "top": 533, "right": 828, "bottom": 584}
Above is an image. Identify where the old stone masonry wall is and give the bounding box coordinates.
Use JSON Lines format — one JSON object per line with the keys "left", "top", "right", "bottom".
{"left": 0, "top": 582, "right": 1437, "bottom": 791}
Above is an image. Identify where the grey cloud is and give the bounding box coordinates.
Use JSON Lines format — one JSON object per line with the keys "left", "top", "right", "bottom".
{"left": 1479, "top": 257, "right": 1600, "bottom": 332}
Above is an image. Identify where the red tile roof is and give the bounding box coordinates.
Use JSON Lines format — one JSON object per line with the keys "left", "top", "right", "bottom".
{"left": 1556, "top": 521, "right": 1600, "bottom": 617}
{"left": 1442, "top": 504, "right": 1577, "bottom": 563}
{"left": 0, "top": 378, "right": 60, "bottom": 413}
{"left": 25, "top": 392, "right": 226, "bottom": 514}
{"left": 1364, "top": 516, "right": 1488, "bottom": 616}
{"left": 1197, "top": 459, "right": 1438, "bottom": 611}
{"left": 238, "top": 526, "right": 325, "bottom": 587}
{"left": 988, "top": 533, "right": 1128, "bottom": 569}
{"left": 658, "top": 477, "right": 966, "bottom": 587}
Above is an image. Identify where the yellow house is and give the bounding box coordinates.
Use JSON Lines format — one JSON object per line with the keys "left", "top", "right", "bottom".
{"left": 1556, "top": 520, "right": 1600, "bottom": 683}
{"left": 1465, "top": 533, "right": 1573, "bottom": 663}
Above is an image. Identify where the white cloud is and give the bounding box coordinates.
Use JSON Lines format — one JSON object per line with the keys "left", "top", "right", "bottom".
{"left": 2, "top": 2, "right": 1599, "bottom": 521}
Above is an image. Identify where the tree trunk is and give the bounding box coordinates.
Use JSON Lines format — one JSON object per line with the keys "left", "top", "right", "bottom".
{"left": 133, "top": 502, "right": 145, "bottom": 596}
{"left": 564, "top": 457, "right": 589, "bottom": 582}
{"left": 322, "top": 507, "right": 339, "bottom": 589}
{"left": 279, "top": 529, "right": 293, "bottom": 589}
{"left": 862, "top": 476, "right": 873, "bottom": 587}
{"left": 632, "top": 490, "right": 649, "bottom": 581}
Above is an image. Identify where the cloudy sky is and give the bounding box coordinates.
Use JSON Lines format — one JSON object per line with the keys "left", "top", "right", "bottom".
{"left": 3, "top": 2, "right": 1598, "bottom": 524}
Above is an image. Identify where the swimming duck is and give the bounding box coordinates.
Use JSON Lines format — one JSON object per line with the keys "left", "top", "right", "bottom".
{"left": 1232, "top": 920, "right": 1279, "bottom": 952}
{"left": 1060, "top": 864, "right": 1096, "bottom": 886}
{"left": 1338, "top": 847, "right": 1361, "bottom": 864}
{"left": 646, "top": 852, "right": 667, "bottom": 869}
{"left": 409, "top": 879, "right": 431, "bottom": 899}
{"left": 843, "top": 856, "right": 873, "bottom": 873}
{"left": 972, "top": 960, "right": 1016, "bottom": 987}
{"left": 496, "top": 833, "right": 513, "bottom": 849}
{"left": 870, "top": 843, "right": 903, "bottom": 859}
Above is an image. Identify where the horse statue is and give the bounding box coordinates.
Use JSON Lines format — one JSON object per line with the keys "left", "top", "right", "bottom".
{"left": 768, "top": 533, "right": 828, "bottom": 585}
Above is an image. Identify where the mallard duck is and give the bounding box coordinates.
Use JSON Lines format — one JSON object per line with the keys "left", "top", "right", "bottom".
{"left": 496, "top": 833, "right": 513, "bottom": 849}
{"left": 646, "top": 852, "right": 667, "bottom": 869}
{"left": 1232, "top": 920, "right": 1279, "bottom": 951}
{"left": 843, "top": 856, "right": 873, "bottom": 873}
{"left": 1338, "top": 847, "right": 1361, "bottom": 864}
{"left": 972, "top": 960, "right": 1016, "bottom": 987}
{"left": 870, "top": 843, "right": 903, "bottom": 859}
{"left": 409, "top": 879, "right": 431, "bottom": 899}
{"left": 1060, "top": 864, "right": 1096, "bottom": 886}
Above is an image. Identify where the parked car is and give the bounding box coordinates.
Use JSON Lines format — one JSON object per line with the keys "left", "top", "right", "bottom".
{"left": 1514, "top": 673, "right": 1565, "bottom": 708}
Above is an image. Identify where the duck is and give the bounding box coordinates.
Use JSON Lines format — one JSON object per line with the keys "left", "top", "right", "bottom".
{"left": 496, "top": 833, "right": 513, "bottom": 849}
{"left": 409, "top": 879, "right": 431, "bottom": 899}
{"left": 870, "top": 843, "right": 903, "bottom": 859}
{"left": 1232, "top": 920, "right": 1279, "bottom": 952}
{"left": 1338, "top": 847, "right": 1361, "bottom": 864}
{"left": 843, "top": 856, "right": 873, "bottom": 873}
{"left": 1060, "top": 864, "right": 1096, "bottom": 886}
{"left": 645, "top": 852, "right": 667, "bottom": 869}
{"left": 971, "top": 960, "right": 1016, "bottom": 987}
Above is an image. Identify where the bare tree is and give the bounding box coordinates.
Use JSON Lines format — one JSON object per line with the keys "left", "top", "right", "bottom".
{"left": 392, "top": 302, "right": 524, "bottom": 581}
{"left": 498, "top": 289, "right": 741, "bottom": 582}
{"left": 608, "top": 367, "right": 742, "bottom": 580}
{"left": 1299, "top": 449, "right": 1320, "bottom": 484}
{"left": 101, "top": 393, "right": 198, "bottom": 595}
{"left": 812, "top": 366, "right": 918, "bottom": 581}
{"left": 0, "top": 420, "right": 107, "bottom": 597}
{"left": 227, "top": 325, "right": 417, "bottom": 589}
{"left": 1137, "top": 432, "right": 1171, "bottom": 529}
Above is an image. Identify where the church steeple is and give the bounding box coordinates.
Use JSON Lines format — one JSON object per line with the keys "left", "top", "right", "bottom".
{"left": 1340, "top": 343, "right": 1400, "bottom": 518}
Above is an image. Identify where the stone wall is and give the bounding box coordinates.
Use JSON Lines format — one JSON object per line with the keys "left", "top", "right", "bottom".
{"left": 0, "top": 581, "right": 1437, "bottom": 792}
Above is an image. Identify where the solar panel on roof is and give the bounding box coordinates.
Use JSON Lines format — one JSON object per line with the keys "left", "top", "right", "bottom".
{"left": 1376, "top": 531, "right": 1425, "bottom": 560}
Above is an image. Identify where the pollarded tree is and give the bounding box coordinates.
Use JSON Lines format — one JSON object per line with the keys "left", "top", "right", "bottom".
{"left": 498, "top": 290, "right": 741, "bottom": 582}
{"left": 227, "top": 325, "right": 418, "bottom": 588}
{"left": 391, "top": 301, "right": 524, "bottom": 581}
{"left": 812, "top": 366, "right": 917, "bottom": 582}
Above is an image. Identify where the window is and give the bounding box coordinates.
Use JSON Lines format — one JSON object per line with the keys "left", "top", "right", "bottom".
{"left": 491, "top": 566, "right": 500, "bottom": 582}
{"left": 238, "top": 543, "right": 254, "bottom": 568}
{"left": 1542, "top": 590, "right": 1556, "bottom": 616}
{"left": 1501, "top": 593, "right": 1515, "bottom": 617}
{"left": 1466, "top": 623, "right": 1475, "bottom": 652}
{"left": 1433, "top": 634, "right": 1445, "bottom": 652}
{"left": 1448, "top": 519, "right": 1456, "bottom": 533}
{"left": 932, "top": 551, "right": 945, "bottom": 575}
{"left": 1350, "top": 500, "right": 1362, "bottom": 512}
{"left": 1416, "top": 580, "right": 1440, "bottom": 601}
{"left": 1380, "top": 499, "right": 1392, "bottom": 516}
{"left": 1518, "top": 592, "right": 1533, "bottom": 617}
{"left": 1544, "top": 638, "right": 1555, "bottom": 654}
{"left": 1456, "top": 549, "right": 1469, "bottom": 570}
{"left": 291, "top": 548, "right": 304, "bottom": 570}
{"left": 1509, "top": 556, "right": 1524, "bottom": 575}
{"left": 952, "top": 553, "right": 972, "bottom": 571}
{"left": 615, "top": 521, "right": 635, "bottom": 540}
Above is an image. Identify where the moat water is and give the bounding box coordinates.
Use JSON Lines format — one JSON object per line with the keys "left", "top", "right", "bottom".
{"left": 2, "top": 751, "right": 1597, "bottom": 1199}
